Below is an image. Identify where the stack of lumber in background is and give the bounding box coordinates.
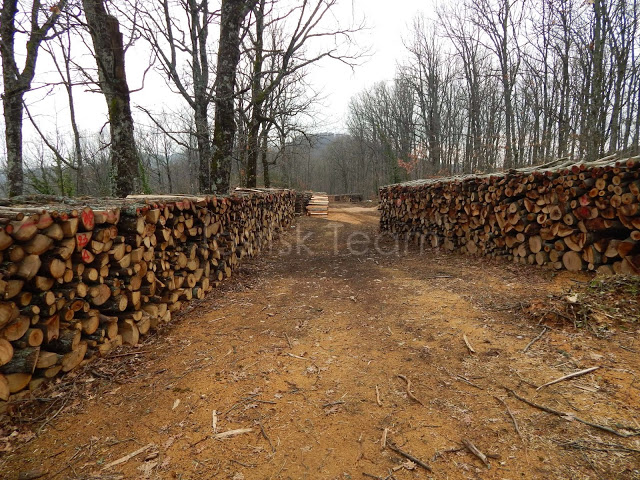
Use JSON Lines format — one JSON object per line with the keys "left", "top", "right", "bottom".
{"left": 380, "top": 154, "right": 640, "bottom": 275}
{"left": 326, "top": 193, "right": 363, "bottom": 203}
{"left": 306, "top": 193, "right": 329, "bottom": 216}
{"left": 0, "top": 190, "right": 294, "bottom": 400}
{"left": 294, "top": 191, "right": 313, "bottom": 214}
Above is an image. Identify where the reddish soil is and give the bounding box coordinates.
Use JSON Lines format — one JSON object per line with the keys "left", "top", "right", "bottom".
{"left": 1, "top": 204, "right": 640, "bottom": 479}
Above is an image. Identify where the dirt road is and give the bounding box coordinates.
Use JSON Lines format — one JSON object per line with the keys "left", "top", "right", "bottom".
{"left": 2, "top": 205, "right": 640, "bottom": 479}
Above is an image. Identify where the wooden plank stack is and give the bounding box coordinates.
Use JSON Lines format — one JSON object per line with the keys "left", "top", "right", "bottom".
{"left": 295, "top": 191, "right": 313, "bottom": 214}
{"left": 306, "top": 193, "right": 329, "bottom": 216}
{"left": 379, "top": 155, "right": 640, "bottom": 275}
{"left": 0, "top": 190, "right": 295, "bottom": 401}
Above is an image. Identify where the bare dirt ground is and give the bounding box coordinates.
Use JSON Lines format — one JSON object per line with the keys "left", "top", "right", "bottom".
{"left": 2, "top": 203, "right": 640, "bottom": 480}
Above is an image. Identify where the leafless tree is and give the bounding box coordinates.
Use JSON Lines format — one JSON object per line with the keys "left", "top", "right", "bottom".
{"left": 211, "top": 0, "right": 256, "bottom": 194}
{"left": 242, "top": 0, "right": 363, "bottom": 188}
{"left": 81, "top": 0, "right": 141, "bottom": 196}
{"left": 134, "top": 0, "right": 218, "bottom": 192}
{"left": 0, "top": 0, "right": 66, "bottom": 196}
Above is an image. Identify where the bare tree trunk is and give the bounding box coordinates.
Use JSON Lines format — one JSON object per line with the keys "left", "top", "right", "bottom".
{"left": 57, "top": 27, "right": 85, "bottom": 194}
{"left": 189, "top": 0, "right": 212, "bottom": 192}
{"left": 588, "top": 0, "right": 606, "bottom": 159}
{"left": 557, "top": 21, "right": 571, "bottom": 157}
{"left": 2, "top": 95, "right": 24, "bottom": 197}
{"left": 194, "top": 102, "right": 211, "bottom": 192}
{"left": 246, "top": 0, "right": 265, "bottom": 188}
{"left": 260, "top": 128, "right": 270, "bottom": 187}
{"left": 212, "top": 0, "right": 255, "bottom": 193}
{"left": 82, "top": 0, "right": 140, "bottom": 197}
{"left": 67, "top": 79, "right": 85, "bottom": 194}
{"left": 0, "top": 0, "right": 66, "bottom": 196}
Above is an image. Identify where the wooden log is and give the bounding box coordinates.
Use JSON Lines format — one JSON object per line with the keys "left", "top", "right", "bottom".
{"left": 45, "top": 329, "right": 80, "bottom": 354}
{"left": 36, "top": 315, "right": 60, "bottom": 343}
{"left": 37, "top": 364, "right": 62, "bottom": 379}
{"left": 43, "top": 222, "right": 64, "bottom": 241}
{"left": 0, "top": 338, "right": 14, "bottom": 367}
{"left": 89, "top": 284, "right": 112, "bottom": 306}
{"left": 16, "top": 255, "right": 42, "bottom": 280}
{"left": 61, "top": 217, "right": 79, "bottom": 237}
{"left": 0, "top": 346, "right": 39, "bottom": 374}
{"left": 61, "top": 341, "right": 87, "bottom": 372}
{"left": 5, "top": 373, "right": 31, "bottom": 393}
{"left": 54, "top": 237, "right": 76, "bottom": 260}
{"left": 0, "top": 227, "right": 13, "bottom": 251}
{"left": 10, "top": 216, "right": 39, "bottom": 242}
{"left": 14, "top": 328, "right": 44, "bottom": 348}
{"left": 2, "top": 279, "right": 24, "bottom": 300}
{"left": 36, "top": 350, "right": 60, "bottom": 369}
{"left": 118, "top": 319, "right": 139, "bottom": 346}
{"left": 0, "top": 373, "right": 9, "bottom": 400}
{"left": 2, "top": 315, "right": 30, "bottom": 341}
{"left": 562, "top": 251, "right": 585, "bottom": 272}
{"left": 0, "top": 302, "right": 19, "bottom": 330}
{"left": 23, "top": 234, "right": 53, "bottom": 255}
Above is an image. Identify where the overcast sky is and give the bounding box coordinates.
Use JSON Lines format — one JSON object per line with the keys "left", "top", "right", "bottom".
{"left": 312, "top": 0, "right": 437, "bottom": 131}
{"left": 19, "top": 0, "right": 437, "bottom": 144}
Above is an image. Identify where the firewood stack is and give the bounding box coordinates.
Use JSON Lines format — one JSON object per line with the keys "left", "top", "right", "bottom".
{"left": 0, "top": 191, "right": 295, "bottom": 400}
{"left": 380, "top": 155, "right": 640, "bottom": 275}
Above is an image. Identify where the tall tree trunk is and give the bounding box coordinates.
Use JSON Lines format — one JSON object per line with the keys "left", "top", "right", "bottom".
{"left": 0, "top": 0, "right": 66, "bottom": 196}
{"left": 188, "top": 0, "right": 212, "bottom": 193}
{"left": 588, "top": 0, "right": 606, "bottom": 159}
{"left": 246, "top": 0, "right": 265, "bottom": 188}
{"left": 194, "top": 102, "right": 211, "bottom": 192}
{"left": 2, "top": 96, "right": 24, "bottom": 197}
{"left": 82, "top": 0, "right": 140, "bottom": 197}
{"left": 61, "top": 38, "right": 85, "bottom": 195}
{"left": 500, "top": 5, "right": 516, "bottom": 169}
{"left": 260, "top": 129, "right": 270, "bottom": 187}
{"left": 212, "top": 0, "right": 255, "bottom": 193}
{"left": 67, "top": 85, "right": 84, "bottom": 195}
{"left": 557, "top": 24, "right": 571, "bottom": 157}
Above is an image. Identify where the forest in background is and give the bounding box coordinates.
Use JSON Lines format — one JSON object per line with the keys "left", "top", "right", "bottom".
{"left": 1, "top": 0, "right": 639, "bottom": 199}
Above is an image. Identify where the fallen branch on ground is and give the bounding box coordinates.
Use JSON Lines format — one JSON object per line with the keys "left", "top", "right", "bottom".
{"left": 523, "top": 327, "right": 548, "bottom": 353}
{"left": 536, "top": 366, "right": 600, "bottom": 391}
{"left": 258, "top": 422, "right": 275, "bottom": 452}
{"left": 102, "top": 443, "right": 154, "bottom": 470}
{"left": 387, "top": 441, "right": 432, "bottom": 472}
{"left": 463, "top": 334, "right": 476, "bottom": 354}
{"left": 214, "top": 428, "right": 253, "bottom": 440}
{"left": 508, "top": 389, "right": 634, "bottom": 438}
{"left": 494, "top": 395, "right": 524, "bottom": 441}
{"left": 462, "top": 439, "right": 490, "bottom": 468}
{"left": 397, "top": 374, "right": 424, "bottom": 406}
{"left": 375, "top": 385, "right": 382, "bottom": 406}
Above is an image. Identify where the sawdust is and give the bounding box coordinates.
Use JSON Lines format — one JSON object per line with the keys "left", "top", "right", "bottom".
{"left": 1, "top": 204, "right": 639, "bottom": 479}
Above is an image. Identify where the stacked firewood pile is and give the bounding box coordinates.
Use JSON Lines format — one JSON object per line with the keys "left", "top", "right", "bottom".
{"left": 380, "top": 155, "right": 640, "bottom": 275}
{"left": 295, "top": 191, "right": 313, "bottom": 214}
{"left": 0, "top": 191, "right": 294, "bottom": 400}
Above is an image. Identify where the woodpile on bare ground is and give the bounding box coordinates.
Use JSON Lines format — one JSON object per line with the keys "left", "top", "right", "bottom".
{"left": 0, "top": 190, "right": 294, "bottom": 400}
{"left": 380, "top": 154, "right": 640, "bottom": 274}
{"left": 295, "top": 192, "right": 313, "bottom": 214}
{"left": 306, "top": 193, "right": 328, "bottom": 216}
